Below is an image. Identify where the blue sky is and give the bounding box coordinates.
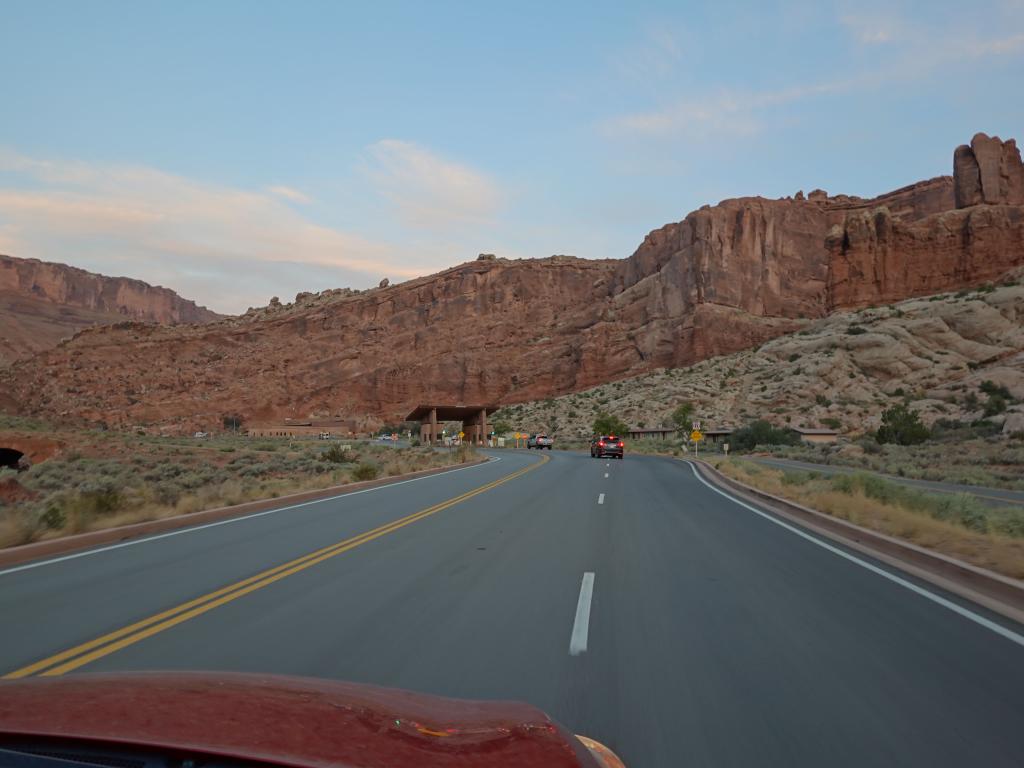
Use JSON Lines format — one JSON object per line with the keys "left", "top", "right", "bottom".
{"left": 1, "top": 0, "right": 1022, "bottom": 313}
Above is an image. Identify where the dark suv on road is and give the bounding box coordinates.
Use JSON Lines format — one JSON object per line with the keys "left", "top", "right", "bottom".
{"left": 591, "top": 435, "right": 624, "bottom": 459}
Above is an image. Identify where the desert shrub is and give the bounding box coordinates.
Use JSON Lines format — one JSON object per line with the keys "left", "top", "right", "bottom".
{"left": 875, "top": 404, "right": 929, "bottom": 446}
{"left": 983, "top": 394, "right": 1007, "bottom": 417}
{"left": 239, "top": 464, "right": 273, "bottom": 478}
{"left": 980, "top": 381, "right": 1012, "bottom": 399}
{"left": 781, "top": 471, "right": 817, "bottom": 486}
{"left": 730, "top": 420, "right": 799, "bottom": 451}
{"left": 152, "top": 480, "right": 183, "bottom": 506}
{"left": 860, "top": 438, "right": 884, "bottom": 456}
{"left": 39, "top": 504, "right": 66, "bottom": 530}
{"left": 788, "top": 353, "right": 800, "bottom": 362}
{"left": 351, "top": 462, "right": 379, "bottom": 482}
{"left": 814, "top": 394, "right": 832, "bottom": 407}
{"left": 319, "top": 444, "right": 355, "bottom": 463}
{"left": 821, "top": 417, "right": 842, "bottom": 430}
{"left": 846, "top": 325, "right": 868, "bottom": 335}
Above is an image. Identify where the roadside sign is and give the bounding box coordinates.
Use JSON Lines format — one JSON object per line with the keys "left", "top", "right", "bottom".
{"left": 690, "top": 430, "right": 703, "bottom": 442}
{"left": 692, "top": 421, "right": 701, "bottom": 431}
{"left": 458, "top": 431, "right": 465, "bottom": 439}
{"left": 723, "top": 442, "right": 729, "bottom": 455}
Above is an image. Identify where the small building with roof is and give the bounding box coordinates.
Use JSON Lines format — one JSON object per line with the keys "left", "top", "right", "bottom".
{"left": 790, "top": 427, "right": 840, "bottom": 444}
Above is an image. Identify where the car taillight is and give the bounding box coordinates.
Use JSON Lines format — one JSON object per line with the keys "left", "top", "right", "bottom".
{"left": 618, "top": 442, "right": 624, "bottom": 448}
{"left": 598, "top": 441, "right": 605, "bottom": 446}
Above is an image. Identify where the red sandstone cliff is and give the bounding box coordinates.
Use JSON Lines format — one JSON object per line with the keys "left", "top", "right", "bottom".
{"left": 2, "top": 134, "right": 1021, "bottom": 430}
{"left": 0, "top": 255, "right": 222, "bottom": 363}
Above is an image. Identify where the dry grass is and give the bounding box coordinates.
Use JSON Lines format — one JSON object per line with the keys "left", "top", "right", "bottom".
{"left": 0, "top": 420, "right": 475, "bottom": 549}
{"left": 713, "top": 459, "right": 1024, "bottom": 579}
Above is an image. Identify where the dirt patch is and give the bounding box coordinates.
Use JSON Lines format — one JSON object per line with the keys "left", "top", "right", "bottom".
{"left": 0, "top": 477, "right": 38, "bottom": 504}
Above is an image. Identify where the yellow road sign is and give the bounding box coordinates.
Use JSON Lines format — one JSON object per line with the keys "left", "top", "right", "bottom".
{"left": 458, "top": 431, "right": 465, "bottom": 439}
{"left": 690, "top": 430, "right": 703, "bottom": 442}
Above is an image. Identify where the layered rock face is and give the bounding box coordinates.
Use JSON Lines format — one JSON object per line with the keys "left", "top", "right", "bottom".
{"left": 0, "top": 255, "right": 221, "bottom": 363}
{"left": 827, "top": 133, "right": 1024, "bottom": 309}
{"left": 2, "top": 134, "right": 1022, "bottom": 430}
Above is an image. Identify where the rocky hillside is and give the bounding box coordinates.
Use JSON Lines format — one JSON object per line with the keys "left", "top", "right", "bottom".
{"left": 2, "top": 133, "right": 1022, "bottom": 431}
{"left": 503, "top": 275, "right": 1024, "bottom": 439}
{"left": 0, "top": 255, "right": 221, "bottom": 364}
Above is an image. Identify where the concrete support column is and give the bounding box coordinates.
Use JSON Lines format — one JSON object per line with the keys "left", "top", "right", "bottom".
{"left": 479, "top": 409, "right": 488, "bottom": 446}
{"left": 429, "top": 408, "right": 438, "bottom": 445}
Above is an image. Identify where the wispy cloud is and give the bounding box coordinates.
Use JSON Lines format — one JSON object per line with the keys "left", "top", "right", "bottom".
{"left": 612, "top": 23, "right": 686, "bottom": 85}
{"left": 963, "top": 32, "right": 1024, "bottom": 55}
{"left": 839, "top": 13, "right": 901, "bottom": 44}
{"left": 603, "top": 81, "right": 849, "bottom": 138}
{"left": 0, "top": 151, "right": 423, "bottom": 312}
{"left": 603, "top": 18, "right": 1024, "bottom": 141}
{"left": 266, "top": 184, "right": 312, "bottom": 204}
{"left": 361, "top": 139, "right": 502, "bottom": 230}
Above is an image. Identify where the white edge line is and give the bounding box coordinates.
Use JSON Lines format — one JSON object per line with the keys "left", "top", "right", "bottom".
{"left": 569, "top": 571, "right": 595, "bottom": 656}
{"left": 597, "top": 493, "right": 605, "bottom": 505}
{"left": 686, "top": 462, "right": 1024, "bottom": 649}
{"left": 0, "top": 457, "right": 502, "bottom": 578}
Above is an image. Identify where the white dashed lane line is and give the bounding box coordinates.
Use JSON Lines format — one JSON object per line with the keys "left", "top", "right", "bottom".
{"left": 569, "top": 572, "right": 595, "bottom": 656}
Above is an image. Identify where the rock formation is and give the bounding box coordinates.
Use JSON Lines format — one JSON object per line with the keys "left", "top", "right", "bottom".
{"left": 0, "top": 255, "right": 221, "bottom": 363}
{"left": 2, "top": 134, "right": 1022, "bottom": 431}
{"left": 954, "top": 133, "right": 1024, "bottom": 207}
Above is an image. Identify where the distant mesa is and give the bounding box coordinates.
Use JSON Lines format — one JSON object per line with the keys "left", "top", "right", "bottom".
{"left": 1, "top": 133, "right": 1022, "bottom": 433}
{"left": 0, "top": 254, "right": 221, "bottom": 365}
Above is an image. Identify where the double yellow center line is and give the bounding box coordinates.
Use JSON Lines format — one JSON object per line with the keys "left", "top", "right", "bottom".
{"left": 4, "top": 454, "right": 549, "bottom": 679}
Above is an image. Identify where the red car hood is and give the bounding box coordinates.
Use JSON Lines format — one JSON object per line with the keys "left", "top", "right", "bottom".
{"left": 0, "top": 672, "right": 604, "bottom": 767}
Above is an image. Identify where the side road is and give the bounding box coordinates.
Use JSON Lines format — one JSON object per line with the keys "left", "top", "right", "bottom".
{"left": 746, "top": 455, "right": 1024, "bottom": 508}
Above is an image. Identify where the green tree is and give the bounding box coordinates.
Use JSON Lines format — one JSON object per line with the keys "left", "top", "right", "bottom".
{"left": 592, "top": 411, "right": 628, "bottom": 436}
{"left": 491, "top": 420, "right": 512, "bottom": 436}
{"left": 670, "top": 402, "right": 695, "bottom": 433}
{"left": 875, "top": 404, "right": 930, "bottom": 446}
{"left": 729, "top": 420, "right": 799, "bottom": 451}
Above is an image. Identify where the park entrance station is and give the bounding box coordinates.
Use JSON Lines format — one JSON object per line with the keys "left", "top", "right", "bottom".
{"left": 406, "top": 404, "right": 500, "bottom": 446}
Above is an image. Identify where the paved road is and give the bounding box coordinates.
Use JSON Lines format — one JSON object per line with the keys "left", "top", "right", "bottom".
{"left": 746, "top": 455, "right": 1024, "bottom": 508}
{"left": 3, "top": 450, "right": 1023, "bottom": 767}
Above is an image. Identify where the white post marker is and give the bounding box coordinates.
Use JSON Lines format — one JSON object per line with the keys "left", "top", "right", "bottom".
{"left": 604, "top": 472, "right": 609, "bottom": 478}
{"left": 569, "top": 572, "right": 595, "bottom": 656}
{"left": 597, "top": 493, "right": 605, "bottom": 505}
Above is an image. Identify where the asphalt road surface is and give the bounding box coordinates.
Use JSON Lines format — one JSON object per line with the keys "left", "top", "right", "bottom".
{"left": 745, "top": 455, "right": 1024, "bottom": 508}
{"left": 3, "top": 450, "right": 1024, "bottom": 767}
